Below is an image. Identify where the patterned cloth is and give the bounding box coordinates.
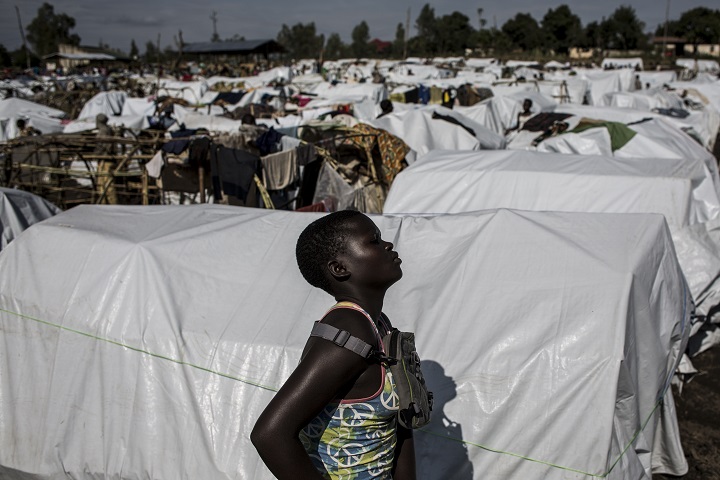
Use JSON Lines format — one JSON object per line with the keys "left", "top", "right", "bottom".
{"left": 346, "top": 124, "right": 410, "bottom": 184}
{"left": 300, "top": 302, "right": 400, "bottom": 479}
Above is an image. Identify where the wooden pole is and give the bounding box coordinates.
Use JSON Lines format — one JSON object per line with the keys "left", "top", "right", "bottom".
{"left": 142, "top": 168, "right": 149, "bottom": 205}
{"left": 662, "top": 0, "right": 671, "bottom": 64}
{"left": 403, "top": 8, "right": 410, "bottom": 60}
{"left": 14, "top": 5, "right": 31, "bottom": 71}
{"left": 97, "top": 146, "right": 140, "bottom": 204}
{"left": 198, "top": 165, "right": 206, "bottom": 203}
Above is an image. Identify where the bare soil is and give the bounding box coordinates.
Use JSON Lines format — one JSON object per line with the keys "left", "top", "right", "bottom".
{"left": 658, "top": 346, "right": 720, "bottom": 480}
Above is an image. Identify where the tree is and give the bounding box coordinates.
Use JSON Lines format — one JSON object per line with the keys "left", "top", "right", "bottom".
{"left": 26, "top": 2, "right": 81, "bottom": 57}
{"left": 542, "top": 5, "right": 582, "bottom": 55}
{"left": 0, "top": 44, "right": 11, "bottom": 67}
{"left": 477, "top": 8, "right": 487, "bottom": 29}
{"left": 413, "top": 4, "right": 438, "bottom": 55}
{"left": 502, "top": 13, "right": 543, "bottom": 51}
{"left": 393, "top": 23, "right": 406, "bottom": 58}
{"left": 601, "top": 6, "right": 646, "bottom": 51}
{"left": 324, "top": 33, "right": 346, "bottom": 60}
{"left": 144, "top": 41, "right": 159, "bottom": 63}
{"left": 436, "top": 12, "right": 475, "bottom": 56}
{"left": 129, "top": 39, "right": 139, "bottom": 59}
{"left": 581, "top": 21, "right": 601, "bottom": 48}
{"left": 11, "top": 47, "right": 41, "bottom": 67}
{"left": 276, "top": 22, "right": 324, "bottom": 60}
{"left": 350, "top": 21, "right": 371, "bottom": 58}
{"left": 675, "top": 8, "right": 720, "bottom": 46}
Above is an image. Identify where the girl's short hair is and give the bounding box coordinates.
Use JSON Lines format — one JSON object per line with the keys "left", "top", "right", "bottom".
{"left": 296, "top": 210, "right": 364, "bottom": 294}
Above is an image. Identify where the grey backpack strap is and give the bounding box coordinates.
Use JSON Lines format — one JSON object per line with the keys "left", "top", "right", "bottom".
{"left": 310, "top": 322, "right": 374, "bottom": 358}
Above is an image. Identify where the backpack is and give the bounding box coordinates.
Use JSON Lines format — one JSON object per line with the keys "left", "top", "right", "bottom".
{"left": 310, "top": 305, "right": 433, "bottom": 429}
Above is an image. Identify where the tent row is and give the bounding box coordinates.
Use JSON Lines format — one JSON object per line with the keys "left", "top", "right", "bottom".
{"left": 0, "top": 205, "right": 691, "bottom": 479}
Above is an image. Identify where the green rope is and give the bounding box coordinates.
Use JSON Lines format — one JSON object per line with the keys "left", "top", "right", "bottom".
{"left": 0, "top": 307, "right": 278, "bottom": 393}
{"left": 417, "top": 396, "right": 664, "bottom": 478}
{"left": 0, "top": 306, "right": 670, "bottom": 476}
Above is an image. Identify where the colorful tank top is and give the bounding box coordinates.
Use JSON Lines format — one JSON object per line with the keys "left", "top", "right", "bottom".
{"left": 299, "top": 302, "right": 400, "bottom": 479}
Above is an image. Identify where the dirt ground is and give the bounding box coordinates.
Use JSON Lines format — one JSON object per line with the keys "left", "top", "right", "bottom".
{"left": 658, "top": 346, "right": 720, "bottom": 480}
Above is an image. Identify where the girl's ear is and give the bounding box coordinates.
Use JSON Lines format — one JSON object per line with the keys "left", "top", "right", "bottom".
{"left": 328, "top": 260, "right": 350, "bottom": 281}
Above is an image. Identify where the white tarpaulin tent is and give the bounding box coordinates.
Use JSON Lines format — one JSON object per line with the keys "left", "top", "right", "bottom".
{"left": 676, "top": 59, "right": 720, "bottom": 73}
{"left": 526, "top": 116, "right": 720, "bottom": 195}
{"left": 383, "top": 149, "right": 720, "bottom": 227}
{"left": 368, "top": 106, "right": 506, "bottom": 157}
{"left": 600, "top": 58, "right": 644, "bottom": 70}
{"left": 0, "top": 206, "right": 690, "bottom": 479}
{"left": 0, "top": 98, "right": 66, "bottom": 141}
{"left": 0, "top": 187, "right": 61, "bottom": 250}
{"left": 552, "top": 103, "right": 720, "bottom": 152}
{"left": 382, "top": 149, "right": 720, "bottom": 338}
{"left": 77, "top": 90, "right": 127, "bottom": 120}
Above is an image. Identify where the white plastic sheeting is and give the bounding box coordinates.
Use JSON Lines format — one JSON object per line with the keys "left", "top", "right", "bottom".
{"left": 309, "top": 82, "right": 388, "bottom": 104}
{"left": 537, "top": 127, "right": 613, "bottom": 156}
{"left": 62, "top": 115, "right": 149, "bottom": 134}
{"left": 77, "top": 90, "right": 127, "bottom": 120}
{"left": 536, "top": 78, "right": 589, "bottom": 104}
{"left": 383, "top": 149, "right": 720, "bottom": 227}
{"left": 676, "top": 59, "right": 720, "bottom": 73}
{"left": 522, "top": 115, "right": 720, "bottom": 196}
{"left": 455, "top": 92, "right": 556, "bottom": 136}
{"left": 601, "top": 58, "right": 644, "bottom": 70}
{"left": 157, "top": 80, "right": 209, "bottom": 105}
{"left": 0, "top": 205, "right": 690, "bottom": 479}
{"left": 617, "top": 117, "right": 720, "bottom": 194}
{"left": 552, "top": 103, "right": 720, "bottom": 151}
{"left": 455, "top": 97, "right": 520, "bottom": 136}
{"left": 121, "top": 97, "right": 157, "bottom": 117}
{"left": 368, "top": 106, "right": 506, "bottom": 156}
{"left": 382, "top": 149, "right": 720, "bottom": 344}
{"left": 0, "top": 98, "right": 66, "bottom": 141}
{"left": 0, "top": 187, "right": 61, "bottom": 250}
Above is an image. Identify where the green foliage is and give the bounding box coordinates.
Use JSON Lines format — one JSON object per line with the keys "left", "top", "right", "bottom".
{"left": 393, "top": 23, "right": 406, "bottom": 57}
{"left": 502, "top": 13, "right": 543, "bottom": 51}
{"left": 581, "top": 21, "right": 601, "bottom": 48}
{"left": 10, "top": 47, "right": 41, "bottom": 68}
{"left": 676, "top": 8, "right": 720, "bottom": 45}
{"left": 436, "top": 12, "right": 474, "bottom": 56}
{"left": 0, "top": 44, "right": 10, "bottom": 67}
{"left": 129, "top": 40, "right": 139, "bottom": 59}
{"left": 324, "top": 33, "right": 346, "bottom": 60}
{"left": 144, "top": 41, "right": 160, "bottom": 63}
{"left": 600, "top": 6, "right": 646, "bottom": 50}
{"left": 26, "top": 2, "right": 81, "bottom": 57}
{"left": 350, "top": 21, "right": 371, "bottom": 58}
{"left": 414, "top": 4, "right": 438, "bottom": 55}
{"left": 277, "top": 22, "right": 324, "bottom": 60}
{"left": 542, "top": 5, "right": 582, "bottom": 54}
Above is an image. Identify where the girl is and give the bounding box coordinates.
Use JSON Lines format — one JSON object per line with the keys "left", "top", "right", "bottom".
{"left": 251, "top": 210, "right": 415, "bottom": 479}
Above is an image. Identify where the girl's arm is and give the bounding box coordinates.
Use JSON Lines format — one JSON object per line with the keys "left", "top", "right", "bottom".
{"left": 251, "top": 310, "right": 377, "bottom": 479}
{"left": 393, "top": 426, "right": 417, "bottom": 480}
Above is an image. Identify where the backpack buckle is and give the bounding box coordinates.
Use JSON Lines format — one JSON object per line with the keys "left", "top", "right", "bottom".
{"left": 372, "top": 351, "right": 397, "bottom": 366}
{"left": 332, "top": 329, "right": 351, "bottom": 347}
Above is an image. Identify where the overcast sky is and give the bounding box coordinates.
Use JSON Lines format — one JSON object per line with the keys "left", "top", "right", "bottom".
{"left": 0, "top": 0, "right": 713, "bottom": 54}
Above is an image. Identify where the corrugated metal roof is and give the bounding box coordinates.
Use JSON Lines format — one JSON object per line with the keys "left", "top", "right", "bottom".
{"left": 44, "top": 52, "right": 117, "bottom": 60}
{"left": 183, "top": 39, "right": 284, "bottom": 54}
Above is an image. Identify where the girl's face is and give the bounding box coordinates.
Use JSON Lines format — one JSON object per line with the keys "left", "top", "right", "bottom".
{"left": 338, "top": 215, "right": 403, "bottom": 289}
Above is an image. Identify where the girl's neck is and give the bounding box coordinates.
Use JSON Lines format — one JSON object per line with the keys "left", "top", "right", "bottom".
{"left": 335, "top": 294, "right": 383, "bottom": 321}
